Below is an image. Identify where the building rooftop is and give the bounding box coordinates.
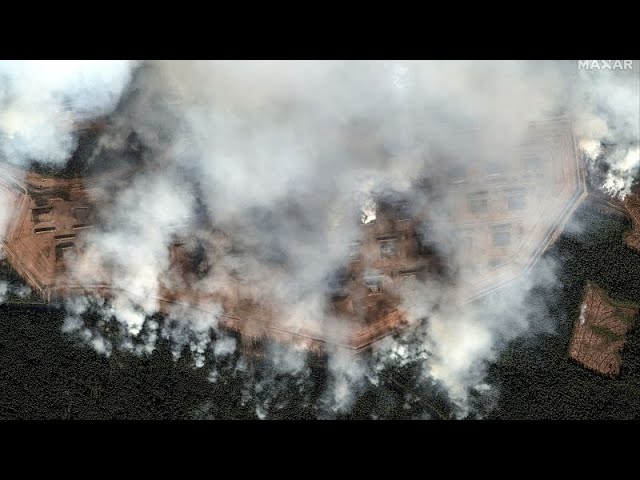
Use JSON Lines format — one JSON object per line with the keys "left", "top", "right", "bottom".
{"left": 0, "top": 118, "right": 587, "bottom": 352}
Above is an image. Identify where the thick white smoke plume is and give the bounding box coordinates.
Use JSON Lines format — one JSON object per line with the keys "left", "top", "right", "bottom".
{"left": 0, "top": 60, "right": 136, "bottom": 166}
{"left": 574, "top": 61, "right": 640, "bottom": 199}
{"left": 0, "top": 60, "right": 638, "bottom": 417}
{"left": 374, "top": 258, "right": 559, "bottom": 417}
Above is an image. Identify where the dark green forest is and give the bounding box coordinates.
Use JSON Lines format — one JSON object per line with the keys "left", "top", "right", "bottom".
{"left": 1, "top": 201, "right": 640, "bottom": 419}
{"left": 486, "top": 202, "right": 640, "bottom": 419}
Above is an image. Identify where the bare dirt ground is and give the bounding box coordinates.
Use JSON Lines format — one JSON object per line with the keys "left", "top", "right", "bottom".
{"left": 569, "top": 283, "right": 637, "bottom": 376}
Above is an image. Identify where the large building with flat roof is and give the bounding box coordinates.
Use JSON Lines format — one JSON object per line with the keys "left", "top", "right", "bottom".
{"left": 0, "top": 118, "right": 587, "bottom": 352}
{"left": 435, "top": 118, "right": 588, "bottom": 301}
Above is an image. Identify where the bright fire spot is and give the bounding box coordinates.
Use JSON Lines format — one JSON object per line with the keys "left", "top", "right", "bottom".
{"left": 361, "top": 200, "right": 377, "bottom": 224}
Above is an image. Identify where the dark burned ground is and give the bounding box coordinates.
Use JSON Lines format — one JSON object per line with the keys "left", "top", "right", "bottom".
{"left": 1, "top": 201, "right": 640, "bottom": 419}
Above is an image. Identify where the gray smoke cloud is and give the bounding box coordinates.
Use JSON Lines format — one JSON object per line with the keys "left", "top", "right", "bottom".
{"left": 574, "top": 61, "right": 640, "bottom": 199}
{"left": 1, "top": 60, "right": 639, "bottom": 417}
{"left": 0, "top": 178, "right": 13, "bottom": 239}
{"left": 374, "top": 257, "right": 559, "bottom": 417}
{"left": 0, "top": 60, "right": 136, "bottom": 166}
{"left": 0, "top": 60, "right": 138, "bottom": 304}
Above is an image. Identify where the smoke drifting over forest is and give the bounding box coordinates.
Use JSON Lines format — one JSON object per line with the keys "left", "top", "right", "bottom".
{"left": 0, "top": 60, "right": 638, "bottom": 417}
